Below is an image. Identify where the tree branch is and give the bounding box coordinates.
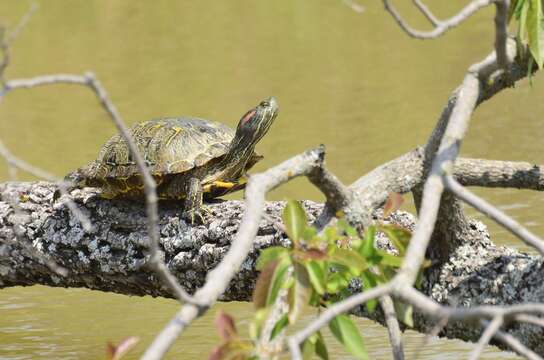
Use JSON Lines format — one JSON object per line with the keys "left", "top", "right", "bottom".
{"left": 444, "top": 175, "right": 544, "bottom": 256}
{"left": 379, "top": 295, "right": 405, "bottom": 360}
{"left": 468, "top": 316, "right": 503, "bottom": 360}
{"left": 383, "top": 0, "right": 497, "bottom": 39}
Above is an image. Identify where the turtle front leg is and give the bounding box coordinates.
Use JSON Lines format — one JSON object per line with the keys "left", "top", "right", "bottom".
{"left": 183, "top": 177, "right": 205, "bottom": 224}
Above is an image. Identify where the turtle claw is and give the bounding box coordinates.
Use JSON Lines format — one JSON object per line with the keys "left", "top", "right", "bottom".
{"left": 183, "top": 205, "right": 212, "bottom": 225}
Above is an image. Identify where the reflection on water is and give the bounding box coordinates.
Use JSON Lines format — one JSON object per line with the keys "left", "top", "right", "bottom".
{"left": 0, "top": 0, "right": 539, "bottom": 358}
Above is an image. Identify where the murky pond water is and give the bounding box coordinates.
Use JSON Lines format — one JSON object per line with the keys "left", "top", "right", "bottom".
{"left": 1, "top": 1, "right": 542, "bottom": 358}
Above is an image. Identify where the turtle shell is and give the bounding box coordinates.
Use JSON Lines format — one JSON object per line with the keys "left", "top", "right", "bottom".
{"left": 79, "top": 117, "right": 244, "bottom": 180}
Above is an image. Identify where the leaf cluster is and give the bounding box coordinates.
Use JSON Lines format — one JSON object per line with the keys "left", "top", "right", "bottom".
{"left": 210, "top": 196, "right": 426, "bottom": 359}
{"left": 510, "top": 0, "right": 544, "bottom": 72}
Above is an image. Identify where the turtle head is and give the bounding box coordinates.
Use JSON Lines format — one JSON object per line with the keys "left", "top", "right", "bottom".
{"left": 233, "top": 96, "right": 279, "bottom": 148}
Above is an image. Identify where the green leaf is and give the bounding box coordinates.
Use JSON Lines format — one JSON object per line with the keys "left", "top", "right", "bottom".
{"left": 314, "top": 331, "right": 329, "bottom": 360}
{"left": 266, "top": 257, "right": 292, "bottom": 307}
{"left": 337, "top": 219, "right": 358, "bottom": 237}
{"left": 208, "top": 340, "right": 252, "bottom": 360}
{"left": 301, "top": 338, "right": 316, "bottom": 360}
{"left": 527, "top": 0, "right": 543, "bottom": 68}
{"left": 394, "top": 300, "right": 414, "bottom": 328}
{"left": 376, "top": 250, "right": 403, "bottom": 268}
{"left": 509, "top": 0, "right": 522, "bottom": 22}
{"left": 288, "top": 263, "right": 312, "bottom": 323}
{"left": 519, "top": 0, "right": 530, "bottom": 39}
{"left": 324, "top": 226, "right": 339, "bottom": 243}
{"left": 303, "top": 331, "right": 329, "bottom": 360}
{"left": 270, "top": 314, "right": 289, "bottom": 340}
{"left": 359, "top": 226, "right": 377, "bottom": 259}
{"left": 359, "top": 272, "right": 378, "bottom": 312}
{"left": 249, "top": 308, "right": 269, "bottom": 340}
{"left": 330, "top": 248, "right": 368, "bottom": 276}
{"left": 283, "top": 200, "right": 308, "bottom": 245}
{"left": 256, "top": 247, "right": 289, "bottom": 270}
{"left": 329, "top": 315, "right": 369, "bottom": 360}
{"left": 305, "top": 260, "right": 326, "bottom": 295}
{"left": 326, "top": 272, "right": 349, "bottom": 294}
{"left": 302, "top": 226, "right": 318, "bottom": 241}
{"left": 379, "top": 224, "right": 411, "bottom": 255}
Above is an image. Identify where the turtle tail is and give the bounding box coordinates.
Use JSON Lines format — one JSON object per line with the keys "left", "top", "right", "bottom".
{"left": 52, "top": 170, "right": 85, "bottom": 202}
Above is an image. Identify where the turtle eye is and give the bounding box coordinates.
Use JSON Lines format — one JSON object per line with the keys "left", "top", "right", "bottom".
{"left": 260, "top": 100, "right": 270, "bottom": 107}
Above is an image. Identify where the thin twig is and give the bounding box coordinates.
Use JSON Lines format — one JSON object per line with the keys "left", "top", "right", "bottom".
{"left": 83, "top": 72, "right": 194, "bottom": 305}
{"left": 493, "top": 0, "right": 509, "bottom": 71}
{"left": 379, "top": 295, "right": 405, "bottom": 360}
{"left": 444, "top": 175, "right": 544, "bottom": 256}
{"left": 412, "top": 0, "right": 439, "bottom": 25}
{"left": 0, "top": 3, "right": 38, "bottom": 84}
{"left": 468, "top": 316, "right": 503, "bottom": 360}
{"left": 287, "top": 284, "right": 392, "bottom": 359}
{"left": 383, "top": 0, "right": 496, "bottom": 39}
{"left": 514, "top": 314, "right": 544, "bottom": 328}
{"left": 493, "top": 329, "right": 542, "bottom": 360}
{"left": 4, "top": 2, "right": 39, "bottom": 45}
{"left": 414, "top": 316, "right": 450, "bottom": 360}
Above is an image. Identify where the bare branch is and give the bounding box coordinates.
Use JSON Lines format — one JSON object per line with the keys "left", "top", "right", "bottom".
{"left": 412, "top": 0, "right": 439, "bottom": 26}
{"left": 468, "top": 316, "right": 504, "bottom": 360}
{"left": 444, "top": 175, "right": 544, "bottom": 256}
{"left": 398, "top": 79, "right": 479, "bottom": 284}
{"left": 4, "top": 2, "right": 39, "bottom": 46}
{"left": 0, "top": 139, "right": 59, "bottom": 182}
{"left": 4, "top": 74, "right": 87, "bottom": 91}
{"left": 287, "top": 284, "right": 392, "bottom": 358}
{"left": 82, "top": 72, "right": 194, "bottom": 305}
{"left": 413, "top": 316, "right": 450, "bottom": 359}
{"left": 493, "top": 330, "right": 543, "bottom": 360}
{"left": 379, "top": 295, "right": 405, "bottom": 360}
{"left": 514, "top": 314, "right": 544, "bottom": 328}
{"left": 454, "top": 158, "right": 544, "bottom": 190}
{"left": 383, "top": 0, "right": 496, "bottom": 39}
{"left": 493, "top": 0, "right": 509, "bottom": 71}
{"left": 0, "top": 3, "right": 38, "bottom": 84}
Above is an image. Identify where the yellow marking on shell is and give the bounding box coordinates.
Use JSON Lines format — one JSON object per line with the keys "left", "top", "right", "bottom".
{"left": 165, "top": 126, "right": 184, "bottom": 147}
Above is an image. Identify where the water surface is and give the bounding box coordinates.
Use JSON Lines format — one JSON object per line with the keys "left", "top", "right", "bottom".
{"left": 1, "top": 1, "right": 541, "bottom": 358}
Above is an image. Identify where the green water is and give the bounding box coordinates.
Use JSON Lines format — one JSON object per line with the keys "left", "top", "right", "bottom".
{"left": 1, "top": 1, "right": 541, "bottom": 358}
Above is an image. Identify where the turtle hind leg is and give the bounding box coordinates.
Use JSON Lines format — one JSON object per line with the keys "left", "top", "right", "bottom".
{"left": 182, "top": 177, "right": 206, "bottom": 225}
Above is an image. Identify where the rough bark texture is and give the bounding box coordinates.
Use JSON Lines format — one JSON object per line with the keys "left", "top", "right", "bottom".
{"left": 1, "top": 181, "right": 544, "bottom": 353}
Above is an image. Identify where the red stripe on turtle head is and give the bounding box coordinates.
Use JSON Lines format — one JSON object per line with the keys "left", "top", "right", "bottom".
{"left": 240, "top": 109, "right": 256, "bottom": 125}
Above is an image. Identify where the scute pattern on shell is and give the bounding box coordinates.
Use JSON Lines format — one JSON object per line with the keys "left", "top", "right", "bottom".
{"left": 80, "top": 117, "right": 235, "bottom": 179}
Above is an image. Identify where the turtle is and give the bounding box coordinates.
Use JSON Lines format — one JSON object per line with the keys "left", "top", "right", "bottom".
{"left": 59, "top": 97, "right": 279, "bottom": 223}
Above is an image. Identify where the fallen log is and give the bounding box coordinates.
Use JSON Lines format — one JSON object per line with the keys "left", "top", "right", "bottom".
{"left": 1, "top": 181, "right": 543, "bottom": 354}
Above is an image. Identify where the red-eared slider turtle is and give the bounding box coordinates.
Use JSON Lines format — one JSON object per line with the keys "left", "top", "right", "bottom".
{"left": 60, "top": 97, "right": 279, "bottom": 222}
